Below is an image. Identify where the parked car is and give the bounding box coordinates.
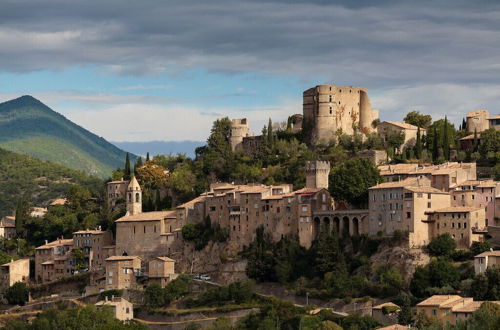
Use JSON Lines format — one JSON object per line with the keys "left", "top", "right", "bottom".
{"left": 192, "top": 274, "right": 201, "bottom": 279}
{"left": 200, "top": 274, "right": 211, "bottom": 281}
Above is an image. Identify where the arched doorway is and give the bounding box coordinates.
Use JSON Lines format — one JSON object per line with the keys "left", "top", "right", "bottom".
{"left": 323, "top": 217, "right": 331, "bottom": 233}
{"left": 333, "top": 217, "right": 340, "bottom": 236}
{"left": 352, "top": 217, "right": 359, "bottom": 236}
{"left": 342, "top": 216, "right": 350, "bottom": 237}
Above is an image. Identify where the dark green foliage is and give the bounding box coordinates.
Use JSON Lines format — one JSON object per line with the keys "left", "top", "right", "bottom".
{"left": 124, "top": 153, "right": 131, "bottom": 180}
{"left": 468, "top": 266, "right": 500, "bottom": 301}
{"left": 478, "top": 128, "right": 500, "bottom": 164}
{"left": 454, "top": 301, "right": 500, "bottom": 330}
{"left": 98, "top": 289, "right": 123, "bottom": 300}
{"left": 427, "top": 233, "right": 456, "bottom": 256}
{"left": 186, "top": 281, "right": 255, "bottom": 307}
{"left": 5, "top": 282, "right": 29, "bottom": 306}
{"left": 0, "top": 95, "right": 135, "bottom": 178}
{"left": 470, "top": 241, "right": 492, "bottom": 256}
{"left": 145, "top": 275, "right": 191, "bottom": 308}
{"left": 3, "top": 305, "right": 148, "bottom": 329}
{"left": 415, "top": 127, "right": 422, "bottom": 159}
{"left": 15, "top": 196, "right": 31, "bottom": 238}
{"left": 443, "top": 116, "right": 450, "bottom": 160}
{"left": 410, "top": 258, "right": 460, "bottom": 298}
{"left": 329, "top": 158, "right": 382, "bottom": 207}
{"left": 404, "top": 111, "right": 432, "bottom": 129}
{"left": 181, "top": 216, "right": 228, "bottom": 250}
{"left": 0, "top": 148, "right": 102, "bottom": 218}
{"left": 432, "top": 126, "right": 439, "bottom": 161}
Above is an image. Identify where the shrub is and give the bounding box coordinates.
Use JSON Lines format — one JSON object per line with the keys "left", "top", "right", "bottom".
{"left": 5, "top": 282, "right": 29, "bottom": 306}
{"left": 99, "top": 289, "right": 122, "bottom": 301}
{"left": 427, "top": 233, "right": 456, "bottom": 256}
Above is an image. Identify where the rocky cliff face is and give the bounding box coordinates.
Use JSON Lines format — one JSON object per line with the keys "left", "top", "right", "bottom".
{"left": 172, "top": 239, "right": 247, "bottom": 285}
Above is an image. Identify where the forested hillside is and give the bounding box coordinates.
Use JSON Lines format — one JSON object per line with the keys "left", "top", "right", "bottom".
{"left": 0, "top": 95, "right": 135, "bottom": 177}
{"left": 0, "top": 148, "right": 102, "bottom": 217}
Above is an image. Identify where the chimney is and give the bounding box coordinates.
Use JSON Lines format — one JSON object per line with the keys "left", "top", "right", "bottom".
{"left": 105, "top": 295, "right": 108, "bottom": 302}
{"left": 45, "top": 240, "right": 48, "bottom": 245}
{"left": 111, "top": 295, "right": 114, "bottom": 301}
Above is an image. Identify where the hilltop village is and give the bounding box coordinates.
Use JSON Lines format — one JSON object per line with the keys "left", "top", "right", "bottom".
{"left": 1, "top": 84, "right": 500, "bottom": 329}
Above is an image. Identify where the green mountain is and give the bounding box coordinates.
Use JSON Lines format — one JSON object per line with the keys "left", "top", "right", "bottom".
{"left": 0, "top": 147, "right": 102, "bottom": 217}
{"left": 0, "top": 95, "right": 134, "bottom": 177}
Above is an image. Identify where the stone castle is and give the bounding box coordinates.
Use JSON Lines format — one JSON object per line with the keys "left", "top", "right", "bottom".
{"left": 229, "top": 83, "right": 380, "bottom": 151}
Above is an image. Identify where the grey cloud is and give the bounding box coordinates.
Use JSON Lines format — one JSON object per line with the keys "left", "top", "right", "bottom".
{"left": 1, "top": 0, "right": 500, "bottom": 87}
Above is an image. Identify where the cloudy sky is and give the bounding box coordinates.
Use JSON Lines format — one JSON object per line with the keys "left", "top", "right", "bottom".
{"left": 1, "top": 0, "right": 500, "bottom": 142}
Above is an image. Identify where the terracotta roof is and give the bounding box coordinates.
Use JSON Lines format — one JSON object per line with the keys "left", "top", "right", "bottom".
{"left": 95, "top": 297, "right": 132, "bottom": 307}
{"left": 293, "top": 187, "right": 322, "bottom": 194}
{"left": 116, "top": 210, "right": 176, "bottom": 222}
{"left": 1, "top": 258, "right": 28, "bottom": 267}
{"left": 73, "top": 230, "right": 107, "bottom": 235}
{"left": 36, "top": 239, "right": 73, "bottom": 250}
{"left": 41, "top": 261, "right": 54, "bottom": 265}
{"left": 430, "top": 206, "right": 482, "bottom": 213}
{"left": 107, "top": 180, "right": 128, "bottom": 184}
{"left": 417, "top": 295, "right": 463, "bottom": 307}
{"left": 405, "top": 186, "right": 446, "bottom": 194}
{"left": 475, "top": 250, "right": 500, "bottom": 258}
{"left": 441, "top": 297, "right": 473, "bottom": 308}
{"left": 50, "top": 198, "right": 67, "bottom": 206}
{"left": 262, "top": 195, "right": 286, "bottom": 200}
{"left": 369, "top": 178, "right": 418, "bottom": 189}
{"left": 460, "top": 134, "right": 480, "bottom": 141}
{"left": 382, "top": 121, "right": 422, "bottom": 130}
{"left": 377, "top": 325, "right": 409, "bottom": 330}
{"left": 105, "top": 256, "right": 141, "bottom": 261}
{"left": 488, "top": 115, "right": 500, "bottom": 120}
{"left": 452, "top": 301, "right": 500, "bottom": 313}
{"left": 154, "top": 256, "right": 175, "bottom": 262}
{"left": 372, "top": 302, "right": 399, "bottom": 310}
{"left": 176, "top": 196, "right": 206, "bottom": 209}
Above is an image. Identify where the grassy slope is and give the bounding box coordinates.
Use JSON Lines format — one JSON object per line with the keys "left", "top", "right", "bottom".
{"left": 0, "top": 96, "right": 134, "bottom": 177}
{"left": 0, "top": 147, "right": 102, "bottom": 217}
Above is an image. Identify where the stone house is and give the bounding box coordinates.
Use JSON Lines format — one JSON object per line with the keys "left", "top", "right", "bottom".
{"left": 104, "top": 256, "right": 142, "bottom": 290}
{"left": 450, "top": 180, "right": 498, "bottom": 226}
{"left": 426, "top": 207, "right": 487, "bottom": 248}
{"left": 0, "top": 216, "right": 16, "bottom": 239}
{"left": 35, "top": 238, "right": 74, "bottom": 283}
{"left": 368, "top": 177, "right": 451, "bottom": 247}
{"left": 474, "top": 250, "right": 500, "bottom": 274}
{"left": 416, "top": 295, "right": 500, "bottom": 325}
{"left": 148, "top": 257, "right": 177, "bottom": 287}
{"left": 95, "top": 296, "right": 134, "bottom": 321}
{"left": 73, "top": 229, "right": 113, "bottom": 271}
{"left": 0, "top": 259, "right": 30, "bottom": 296}
{"left": 377, "top": 121, "right": 426, "bottom": 153}
{"left": 106, "top": 179, "right": 129, "bottom": 210}
{"left": 378, "top": 162, "right": 477, "bottom": 192}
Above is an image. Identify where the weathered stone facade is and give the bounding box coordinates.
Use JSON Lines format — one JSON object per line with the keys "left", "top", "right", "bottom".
{"left": 229, "top": 118, "right": 253, "bottom": 152}
{"left": 303, "top": 84, "right": 379, "bottom": 144}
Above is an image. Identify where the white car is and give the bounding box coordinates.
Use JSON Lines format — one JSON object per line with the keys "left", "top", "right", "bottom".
{"left": 200, "top": 274, "right": 211, "bottom": 281}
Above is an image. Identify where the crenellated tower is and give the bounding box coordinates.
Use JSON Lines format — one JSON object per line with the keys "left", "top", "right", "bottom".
{"left": 305, "top": 161, "right": 331, "bottom": 190}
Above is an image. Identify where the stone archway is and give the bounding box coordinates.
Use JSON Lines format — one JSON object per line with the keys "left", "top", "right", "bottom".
{"left": 342, "top": 216, "right": 350, "bottom": 237}
{"left": 322, "top": 217, "right": 331, "bottom": 233}
{"left": 333, "top": 217, "right": 340, "bottom": 236}
{"left": 352, "top": 217, "right": 359, "bottom": 236}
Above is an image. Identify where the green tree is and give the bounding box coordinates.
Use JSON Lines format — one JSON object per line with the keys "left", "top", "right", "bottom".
{"left": 124, "top": 153, "right": 131, "bottom": 180}
{"left": 14, "top": 196, "right": 31, "bottom": 238}
{"left": 443, "top": 116, "right": 450, "bottom": 160}
{"left": 146, "top": 152, "right": 150, "bottom": 162}
{"left": 432, "top": 126, "right": 439, "bottom": 161}
{"left": 267, "top": 118, "right": 274, "bottom": 147}
{"left": 478, "top": 128, "right": 500, "bottom": 160}
{"left": 428, "top": 257, "right": 460, "bottom": 288}
{"left": 329, "top": 158, "right": 382, "bottom": 208}
{"left": 403, "top": 111, "right": 432, "bottom": 129}
{"left": 5, "top": 282, "right": 29, "bottom": 306}
{"left": 470, "top": 241, "right": 491, "bottom": 256}
{"left": 427, "top": 233, "right": 456, "bottom": 256}
{"left": 455, "top": 301, "right": 500, "bottom": 330}
{"left": 415, "top": 127, "right": 422, "bottom": 159}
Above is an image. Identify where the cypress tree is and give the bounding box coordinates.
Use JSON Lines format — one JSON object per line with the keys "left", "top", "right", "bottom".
{"left": 124, "top": 153, "right": 131, "bottom": 180}
{"left": 432, "top": 126, "right": 439, "bottom": 162}
{"left": 415, "top": 127, "right": 422, "bottom": 159}
{"left": 136, "top": 156, "right": 143, "bottom": 168}
{"left": 267, "top": 118, "right": 273, "bottom": 146}
{"left": 462, "top": 118, "right": 467, "bottom": 131}
{"left": 473, "top": 128, "right": 479, "bottom": 152}
{"left": 443, "top": 116, "right": 450, "bottom": 160}
{"left": 146, "top": 152, "right": 150, "bottom": 162}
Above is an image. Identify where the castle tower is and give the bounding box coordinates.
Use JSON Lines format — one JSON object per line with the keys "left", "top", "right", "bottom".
{"left": 305, "top": 161, "right": 331, "bottom": 189}
{"left": 302, "top": 84, "right": 379, "bottom": 144}
{"left": 466, "top": 110, "right": 490, "bottom": 133}
{"left": 126, "top": 175, "right": 142, "bottom": 216}
{"left": 229, "top": 118, "right": 253, "bottom": 152}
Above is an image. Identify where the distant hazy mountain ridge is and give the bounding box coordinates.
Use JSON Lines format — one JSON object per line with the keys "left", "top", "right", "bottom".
{"left": 112, "top": 140, "right": 205, "bottom": 158}
{"left": 0, "top": 96, "right": 134, "bottom": 177}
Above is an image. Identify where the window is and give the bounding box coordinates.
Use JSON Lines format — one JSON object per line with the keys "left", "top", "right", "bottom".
{"left": 472, "top": 195, "right": 475, "bottom": 200}
{"left": 427, "top": 202, "right": 431, "bottom": 208}
{"left": 301, "top": 205, "right": 308, "bottom": 212}
{"left": 406, "top": 212, "right": 411, "bottom": 219}
{"left": 135, "top": 193, "right": 140, "bottom": 202}
{"left": 452, "top": 222, "right": 455, "bottom": 228}
{"left": 464, "top": 222, "right": 467, "bottom": 229}
{"left": 428, "top": 193, "right": 431, "bottom": 199}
